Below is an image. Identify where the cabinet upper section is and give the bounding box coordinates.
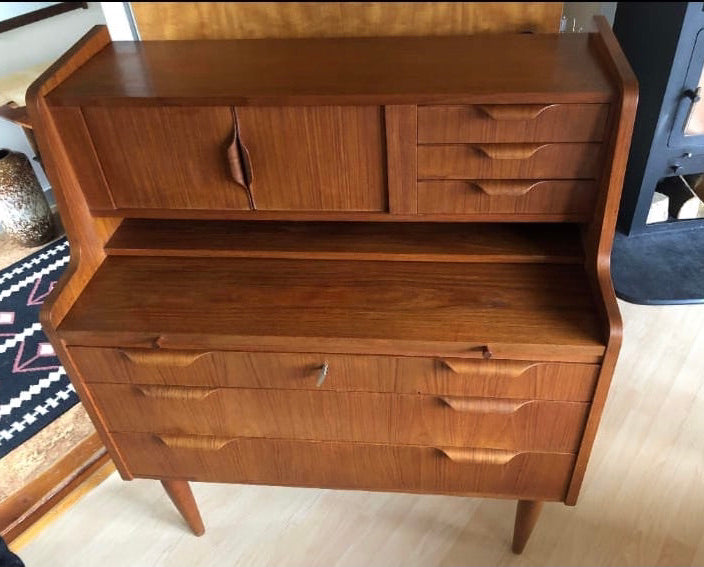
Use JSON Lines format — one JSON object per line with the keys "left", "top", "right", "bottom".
{"left": 34, "top": 24, "right": 635, "bottom": 220}
{"left": 46, "top": 33, "right": 614, "bottom": 107}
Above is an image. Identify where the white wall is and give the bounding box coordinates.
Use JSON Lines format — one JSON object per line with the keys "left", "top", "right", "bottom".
{"left": 0, "top": 2, "right": 106, "bottom": 194}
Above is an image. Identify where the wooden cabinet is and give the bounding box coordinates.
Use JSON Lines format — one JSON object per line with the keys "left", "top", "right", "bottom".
{"left": 30, "top": 19, "right": 636, "bottom": 555}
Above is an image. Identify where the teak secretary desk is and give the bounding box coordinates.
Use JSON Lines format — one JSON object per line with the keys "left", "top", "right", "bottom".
{"left": 28, "top": 17, "right": 636, "bottom": 553}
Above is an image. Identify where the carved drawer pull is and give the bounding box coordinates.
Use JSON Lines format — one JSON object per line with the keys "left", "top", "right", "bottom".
{"left": 437, "top": 447, "right": 520, "bottom": 466}
{"left": 440, "top": 358, "right": 539, "bottom": 377}
{"left": 439, "top": 396, "right": 533, "bottom": 414}
{"left": 477, "top": 104, "right": 555, "bottom": 121}
{"left": 471, "top": 180, "right": 543, "bottom": 197}
{"left": 474, "top": 143, "right": 548, "bottom": 160}
{"left": 157, "top": 434, "right": 232, "bottom": 451}
{"left": 118, "top": 349, "right": 209, "bottom": 368}
{"left": 134, "top": 385, "right": 218, "bottom": 401}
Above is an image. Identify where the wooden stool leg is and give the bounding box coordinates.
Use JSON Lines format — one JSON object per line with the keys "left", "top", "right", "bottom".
{"left": 511, "top": 500, "right": 543, "bottom": 554}
{"left": 160, "top": 480, "right": 205, "bottom": 536}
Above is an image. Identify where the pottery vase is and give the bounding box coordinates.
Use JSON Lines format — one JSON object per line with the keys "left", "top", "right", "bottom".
{"left": 0, "top": 149, "right": 55, "bottom": 247}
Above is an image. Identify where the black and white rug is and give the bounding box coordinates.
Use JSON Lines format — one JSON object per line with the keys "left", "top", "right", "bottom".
{"left": 0, "top": 237, "right": 74, "bottom": 459}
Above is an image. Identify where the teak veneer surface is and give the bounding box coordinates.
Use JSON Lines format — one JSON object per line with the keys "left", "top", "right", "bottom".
{"left": 59, "top": 257, "right": 605, "bottom": 359}
{"left": 46, "top": 34, "right": 613, "bottom": 106}
{"left": 105, "top": 221, "right": 585, "bottom": 263}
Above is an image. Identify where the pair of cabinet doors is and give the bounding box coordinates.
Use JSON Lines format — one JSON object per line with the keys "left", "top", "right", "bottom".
{"left": 82, "top": 106, "right": 386, "bottom": 212}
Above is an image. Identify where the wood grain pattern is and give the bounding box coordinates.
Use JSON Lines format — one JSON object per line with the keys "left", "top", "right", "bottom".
{"left": 82, "top": 106, "right": 251, "bottom": 210}
{"left": 114, "top": 433, "right": 575, "bottom": 501}
{"left": 566, "top": 16, "right": 639, "bottom": 506}
{"left": 58, "top": 257, "right": 606, "bottom": 361}
{"left": 105, "top": 221, "right": 585, "bottom": 264}
{"left": 89, "top": 384, "right": 589, "bottom": 452}
{"left": 236, "top": 106, "right": 386, "bottom": 211}
{"left": 0, "top": 433, "right": 107, "bottom": 543}
{"left": 160, "top": 480, "right": 204, "bottom": 536}
{"left": 385, "top": 105, "right": 417, "bottom": 214}
{"left": 417, "top": 180, "right": 597, "bottom": 217}
{"left": 512, "top": 500, "right": 544, "bottom": 554}
{"left": 418, "top": 104, "right": 609, "bottom": 143}
{"left": 50, "top": 107, "right": 114, "bottom": 210}
{"left": 25, "top": 26, "right": 131, "bottom": 479}
{"left": 46, "top": 34, "right": 613, "bottom": 107}
{"left": 69, "top": 347, "right": 600, "bottom": 402}
{"left": 418, "top": 143, "right": 602, "bottom": 180}
{"left": 132, "top": 2, "right": 562, "bottom": 40}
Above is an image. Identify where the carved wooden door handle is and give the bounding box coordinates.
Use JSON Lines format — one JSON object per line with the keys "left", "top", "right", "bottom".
{"left": 227, "top": 108, "right": 256, "bottom": 209}
{"left": 477, "top": 104, "right": 555, "bottom": 121}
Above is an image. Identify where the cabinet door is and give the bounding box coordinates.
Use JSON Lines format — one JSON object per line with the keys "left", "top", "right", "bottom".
{"left": 83, "top": 106, "right": 252, "bottom": 210}
{"left": 236, "top": 106, "right": 387, "bottom": 211}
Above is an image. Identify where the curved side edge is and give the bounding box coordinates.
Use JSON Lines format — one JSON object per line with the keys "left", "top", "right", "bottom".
{"left": 566, "top": 16, "right": 638, "bottom": 506}
{"left": 26, "top": 25, "right": 132, "bottom": 479}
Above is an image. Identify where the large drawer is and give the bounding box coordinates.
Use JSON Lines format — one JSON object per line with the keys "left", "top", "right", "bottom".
{"left": 417, "top": 180, "right": 597, "bottom": 217}
{"left": 68, "top": 347, "right": 600, "bottom": 402}
{"left": 114, "top": 432, "right": 576, "bottom": 501}
{"left": 418, "top": 104, "right": 609, "bottom": 143}
{"left": 417, "top": 143, "right": 602, "bottom": 180}
{"left": 91, "top": 384, "right": 589, "bottom": 452}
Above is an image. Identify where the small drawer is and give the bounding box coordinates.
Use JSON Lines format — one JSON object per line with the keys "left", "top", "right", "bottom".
{"left": 417, "top": 143, "right": 602, "bottom": 180}
{"left": 91, "top": 384, "right": 590, "bottom": 452}
{"left": 417, "top": 180, "right": 597, "bottom": 217}
{"left": 68, "top": 347, "right": 600, "bottom": 401}
{"left": 114, "top": 432, "right": 576, "bottom": 501}
{"left": 418, "top": 104, "right": 609, "bottom": 143}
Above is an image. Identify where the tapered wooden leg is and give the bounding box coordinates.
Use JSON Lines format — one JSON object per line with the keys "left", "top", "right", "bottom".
{"left": 160, "top": 480, "right": 205, "bottom": 536}
{"left": 511, "top": 500, "right": 543, "bottom": 554}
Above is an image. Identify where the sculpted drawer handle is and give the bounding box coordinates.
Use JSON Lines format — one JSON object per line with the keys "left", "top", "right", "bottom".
{"left": 118, "top": 349, "right": 209, "bottom": 368}
{"left": 134, "top": 385, "right": 218, "bottom": 401}
{"left": 437, "top": 447, "right": 520, "bottom": 466}
{"left": 316, "top": 361, "right": 329, "bottom": 387}
{"left": 439, "top": 396, "right": 533, "bottom": 414}
{"left": 157, "top": 434, "right": 232, "bottom": 451}
{"left": 470, "top": 180, "right": 543, "bottom": 197}
{"left": 228, "top": 108, "right": 256, "bottom": 209}
{"left": 477, "top": 104, "right": 555, "bottom": 121}
{"left": 474, "top": 143, "right": 548, "bottom": 160}
{"left": 439, "top": 358, "right": 539, "bottom": 377}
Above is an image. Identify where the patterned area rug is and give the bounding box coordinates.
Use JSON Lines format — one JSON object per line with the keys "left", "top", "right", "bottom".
{"left": 0, "top": 237, "right": 73, "bottom": 458}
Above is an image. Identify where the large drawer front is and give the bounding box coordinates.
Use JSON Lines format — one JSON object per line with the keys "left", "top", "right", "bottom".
{"left": 417, "top": 180, "right": 597, "bottom": 216}
{"left": 69, "top": 347, "right": 599, "bottom": 402}
{"left": 417, "top": 143, "right": 601, "bottom": 180}
{"left": 114, "top": 432, "right": 575, "bottom": 501}
{"left": 418, "top": 104, "right": 609, "bottom": 143}
{"left": 91, "top": 384, "right": 589, "bottom": 452}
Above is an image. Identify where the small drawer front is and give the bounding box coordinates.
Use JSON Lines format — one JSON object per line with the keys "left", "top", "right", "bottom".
{"left": 417, "top": 143, "right": 601, "bottom": 180}
{"left": 417, "top": 180, "right": 597, "bottom": 217}
{"left": 114, "top": 432, "right": 576, "bottom": 501}
{"left": 69, "top": 347, "right": 599, "bottom": 402}
{"left": 418, "top": 104, "right": 609, "bottom": 143}
{"left": 91, "top": 384, "right": 589, "bottom": 452}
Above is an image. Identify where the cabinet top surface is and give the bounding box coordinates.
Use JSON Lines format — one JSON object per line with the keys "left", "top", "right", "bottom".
{"left": 47, "top": 33, "right": 614, "bottom": 106}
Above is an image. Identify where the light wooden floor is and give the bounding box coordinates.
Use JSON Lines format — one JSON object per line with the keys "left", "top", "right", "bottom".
{"left": 12, "top": 300, "right": 704, "bottom": 566}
